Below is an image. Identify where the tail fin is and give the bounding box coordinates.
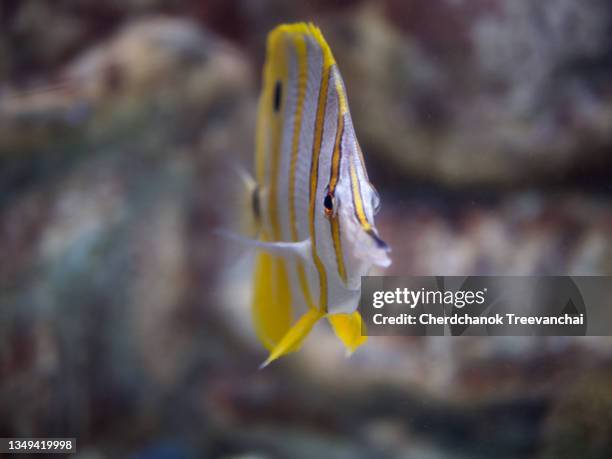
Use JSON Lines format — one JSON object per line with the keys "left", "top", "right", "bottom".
{"left": 328, "top": 311, "right": 368, "bottom": 356}
{"left": 259, "top": 308, "right": 324, "bottom": 369}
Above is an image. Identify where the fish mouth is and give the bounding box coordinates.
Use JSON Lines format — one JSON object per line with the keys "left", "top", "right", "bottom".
{"left": 339, "top": 202, "right": 391, "bottom": 268}
{"left": 366, "top": 228, "right": 390, "bottom": 252}
{"left": 353, "top": 228, "right": 391, "bottom": 268}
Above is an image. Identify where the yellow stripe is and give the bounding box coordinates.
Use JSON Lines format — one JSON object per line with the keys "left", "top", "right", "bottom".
{"left": 287, "top": 33, "right": 316, "bottom": 310}
{"left": 327, "top": 68, "right": 351, "bottom": 285}
{"left": 259, "top": 25, "right": 291, "bottom": 242}
{"left": 330, "top": 218, "right": 346, "bottom": 283}
{"left": 309, "top": 65, "right": 331, "bottom": 312}
{"left": 307, "top": 24, "right": 338, "bottom": 309}
{"left": 288, "top": 35, "right": 307, "bottom": 242}
{"left": 254, "top": 93, "right": 268, "bottom": 190}
{"left": 350, "top": 158, "right": 372, "bottom": 231}
{"left": 328, "top": 107, "right": 347, "bottom": 284}
{"left": 356, "top": 142, "right": 370, "bottom": 182}
{"left": 333, "top": 68, "right": 349, "bottom": 115}
{"left": 268, "top": 113, "right": 283, "bottom": 241}
{"left": 328, "top": 113, "right": 343, "bottom": 194}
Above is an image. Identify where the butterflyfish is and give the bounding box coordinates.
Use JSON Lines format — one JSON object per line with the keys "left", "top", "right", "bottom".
{"left": 236, "top": 23, "right": 391, "bottom": 367}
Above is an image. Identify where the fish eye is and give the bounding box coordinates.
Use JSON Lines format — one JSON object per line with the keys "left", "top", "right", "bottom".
{"left": 323, "top": 190, "right": 335, "bottom": 217}
{"left": 371, "top": 188, "right": 381, "bottom": 215}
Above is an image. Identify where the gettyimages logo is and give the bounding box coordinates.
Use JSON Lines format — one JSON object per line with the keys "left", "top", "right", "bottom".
{"left": 361, "top": 277, "right": 596, "bottom": 336}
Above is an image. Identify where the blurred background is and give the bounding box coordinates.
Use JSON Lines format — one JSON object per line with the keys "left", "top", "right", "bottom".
{"left": 1, "top": 1, "right": 612, "bottom": 458}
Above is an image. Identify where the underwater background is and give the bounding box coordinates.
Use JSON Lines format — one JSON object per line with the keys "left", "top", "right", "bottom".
{"left": 1, "top": 1, "right": 612, "bottom": 458}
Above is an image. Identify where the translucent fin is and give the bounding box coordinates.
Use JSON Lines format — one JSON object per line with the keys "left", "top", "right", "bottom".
{"left": 259, "top": 308, "right": 324, "bottom": 369}
{"left": 328, "top": 311, "right": 368, "bottom": 356}
{"left": 253, "top": 251, "right": 293, "bottom": 351}
{"left": 216, "top": 230, "right": 311, "bottom": 261}
{"left": 229, "top": 162, "right": 260, "bottom": 239}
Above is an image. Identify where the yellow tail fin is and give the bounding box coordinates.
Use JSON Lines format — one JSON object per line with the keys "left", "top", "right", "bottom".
{"left": 253, "top": 251, "right": 293, "bottom": 350}
{"left": 328, "top": 311, "right": 368, "bottom": 355}
{"left": 260, "top": 308, "right": 324, "bottom": 368}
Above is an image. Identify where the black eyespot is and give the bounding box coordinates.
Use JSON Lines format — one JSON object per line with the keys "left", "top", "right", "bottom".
{"left": 273, "top": 81, "right": 282, "bottom": 112}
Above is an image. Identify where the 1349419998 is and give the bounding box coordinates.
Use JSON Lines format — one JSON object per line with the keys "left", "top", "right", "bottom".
{"left": 1, "top": 438, "right": 76, "bottom": 454}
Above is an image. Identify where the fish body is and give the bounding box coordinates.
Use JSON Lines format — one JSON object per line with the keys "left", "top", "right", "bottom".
{"left": 247, "top": 23, "right": 390, "bottom": 366}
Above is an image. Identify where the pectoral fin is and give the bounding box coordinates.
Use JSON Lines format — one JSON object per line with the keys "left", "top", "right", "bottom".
{"left": 259, "top": 308, "right": 324, "bottom": 369}
{"left": 328, "top": 311, "right": 368, "bottom": 356}
{"left": 216, "top": 230, "right": 311, "bottom": 262}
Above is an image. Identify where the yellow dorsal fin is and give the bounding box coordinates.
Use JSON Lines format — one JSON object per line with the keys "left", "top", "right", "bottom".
{"left": 267, "top": 22, "right": 336, "bottom": 70}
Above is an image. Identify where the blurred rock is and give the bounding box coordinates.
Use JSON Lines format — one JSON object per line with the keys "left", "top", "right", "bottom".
{"left": 0, "top": 15, "right": 254, "bottom": 451}
{"left": 380, "top": 193, "right": 612, "bottom": 276}
{"left": 2, "top": 3, "right": 612, "bottom": 458}
{"left": 0, "top": 1, "right": 198, "bottom": 83}
{"left": 321, "top": 1, "right": 612, "bottom": 185}
{"left": 0, "top": 17, "right": 253, "bottom": 190}
{"left": 540, "top": 371, "right": 612, "bottom": 459}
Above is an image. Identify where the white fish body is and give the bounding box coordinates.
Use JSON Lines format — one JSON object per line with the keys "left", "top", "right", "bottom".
{"left": 243, "top": 23, "right": 390, "bottom": 367}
